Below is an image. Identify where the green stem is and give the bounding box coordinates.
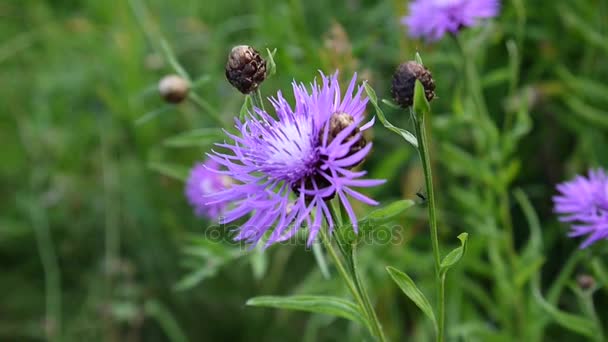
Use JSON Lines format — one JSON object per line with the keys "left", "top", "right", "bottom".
{"left": 412, "top": 110, "right": 444, "bottom": 342}
{"left": 318, "top": 228, "right": 368, "bottom": 329}
{"left": 580, "top": 292, "right": 604, "bottom": 342}
{"left": 251, "top": 88, "right": 266, "bottom": 112}
{"left": 349, "top": 244, "right": 387, "bottom": 342}
{"left": 188, "top": 93, "right": 224, "bottom": 126}
{"left": 320, "top": 208, "right": 387, "bottom": 342}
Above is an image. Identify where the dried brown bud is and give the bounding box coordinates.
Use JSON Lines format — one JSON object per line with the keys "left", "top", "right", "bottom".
{"left": 225, "top": 45, "right": 267, "bottom": 94}
{"left": 391, "top": 61, "right": 435, "bottom": 108}
{"left": 577, "top": 274, "right": 595, "bottom": 290}
{"left": 325, "top": 112, "right": 366, "bottom": 161}
{"left": 158, "top": 74, "right": 189, "bottom": 103}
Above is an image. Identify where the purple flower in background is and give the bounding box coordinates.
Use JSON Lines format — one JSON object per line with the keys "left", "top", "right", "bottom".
{"left": 206, "top": 72, "right": 384, "bottom": 247}
{"left": 185, "top": 159, "right": 232, "bottom": 220}
{"left": 553, "top": 168, "right": 608, "bottom": 248}
{"left": 402, "top": 0, "right": 500, "bottom": 41}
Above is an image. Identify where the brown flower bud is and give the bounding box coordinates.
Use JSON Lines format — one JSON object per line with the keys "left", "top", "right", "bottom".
{"left": 325, "top": 112, "right": 366, "bottom": 161}
{"left": 577, "top": 274, "right": 595, "bottom": 290}
{"left": 158, "top": 74, "right": 189, "bottom": 103}
{"left": 225, "top": 45, "right": 267, "bottom": 94}
{"left": 391, "top": 61, "right": 435, "bottom": 108}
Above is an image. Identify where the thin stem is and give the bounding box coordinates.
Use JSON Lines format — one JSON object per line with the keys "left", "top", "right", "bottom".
{"left": 29, "top": 204, "right": 62, "bottom": 342}
{"left": 250, "top": 88, "right": 266, "bottom": 112}
{"left": 319, "top": 208, "right": 387, "bottom": 342}
{"left": 581, "top": 292, "right": 605, "bottom": 342}
{"left": 188, "top": 93, "right": 224, "bottom": 126}
{"left": 326, "top": 203, "right": 387, "bottom": 341}
{"left": 318, "top": 228, "right": 368, "bottom": 327}
{"left": 412, "top": 111, "right": 444, "bottom": 342}
{"left": 349, "top": 242, "right": 387, "bottom": 342}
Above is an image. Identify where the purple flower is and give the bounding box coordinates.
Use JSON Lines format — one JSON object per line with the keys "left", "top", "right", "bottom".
{"left": 185, "top": 158, "right": 232, "bottom": 220}
{"left": 553, "top": 168, "right": 608, "bottom": 248}
{"left": 206, "top": 72, "right": 385, "bottom": 247}
{"left": 402, "top": 0, "right": 500, "bottom": 41}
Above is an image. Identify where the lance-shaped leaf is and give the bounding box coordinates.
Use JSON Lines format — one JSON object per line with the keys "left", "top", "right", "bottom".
{"left": 246, "top": 296, "right": 367, "bottom": 326}
{"left": 412, "top": 80, "right": 430, "bottom": 120}
{"left": 440, "top": 233, "right": 469, "bottom": 275}
{"left": 148, "top": 162, "right": 189, "bottom": 182}
{"left": 162, "top": 128, "right": 223, "bottom": 148}
{"left": 363, "top": 199, "right": 416, "bottom": 223}
{"left": 363, "top": 82, "right": 418, "bottom": 148}
{"left": 386, "top": 266, "right": 438, "bottom": 332}
{"left": 532, "top": 284, "right": 598, "bottom": 338}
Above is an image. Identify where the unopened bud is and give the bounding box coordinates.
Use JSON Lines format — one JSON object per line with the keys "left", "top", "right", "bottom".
{"left": 391, "top": 61, "right": 435, "bottom": 108}
{"left": 325, "top": 112, "right": 366, "bottom": 163}
{"left": 577, "top": 274, "right": 595, "bottom": 290}
{"left": 225, "top": 45, "right": 267, "bottom": 94}
{"left": 158, "top": 74, "right": 189, "bottom": 103}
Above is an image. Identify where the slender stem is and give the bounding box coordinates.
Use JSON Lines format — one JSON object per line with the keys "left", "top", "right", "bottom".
{"left": 581, "top": 292, "right": 604, "bottom": 342}
{"left": 29, "top": 204, "right": 62, "bottom": 341}
{"left": 250, "top": 88, "right": 266, "bottom": 112}
{"left": 318, "top": 228, "right": 368, "bottom": 327}
{"left": 412, "top": 111, "right": 444, "bottom": 342}
{"left": 350, "top": 245, "right": 388, "bottom": 342}
{"left": 188, "top": 93, "right": 224, "bottom": 126}
{"left": 320, "top": 208, "right": 387, "bottom": 342}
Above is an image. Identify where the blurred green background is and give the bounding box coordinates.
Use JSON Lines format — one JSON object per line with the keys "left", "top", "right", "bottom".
{"left": 2, "top": 0, "right": 608, "bottom": 341}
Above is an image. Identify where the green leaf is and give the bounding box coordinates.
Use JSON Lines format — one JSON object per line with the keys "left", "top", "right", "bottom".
{"left": 363, "top": 82, "right": 418, "bottom": 148}
{"left": 148, "top": 162, "right": 189, "bottom": 181}
{"left": 380, "top": 98, "right": 400, "bottom": 109}
{"left": 240, "top": 95, "right": 252, "bottom": 120}
{"left": 363, "top": 200, "right": 415, "bottom": 222}
{"left": 413, "top": 80, "right": 430, "bottom": 119}
{"left": 514, "top": 189, "right": 543, "bottom": 262}
{"left": 415, "top": 52, "right": 424, "bottom": 65}
{"left": 312, "top": 241, "right": 331, "bottom": 279}
{"left": 246, "top": 296, "right": 367, "bottom": 326}
{"left": 250, "top": 245, "right": 268, "bottom": 280}
{"left": 266, "top": 48, "right": 278, "bottom": 77}
{"left": 533, "top": 285, "right": 597, "bottom": 338}
{"left": 440, "top": 233, "right": 469, "bottom": 275}
{"left": 515, "top": 256, "right": 545, "bottom": 288}
{"left": 386, "top": 266, "right": 437, "bottom": 331}
{"left": 162, "top": 128, "right": 223, "bottom": 148}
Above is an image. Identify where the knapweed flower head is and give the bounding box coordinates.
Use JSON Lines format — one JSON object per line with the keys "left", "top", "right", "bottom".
{"left": 207, "top": 71, "right": 385, "bottom": 247}
{"left": 185, "top": 158, "right": 232, "bottom": 220}
{"left": 402, "top": 0, "right": 500, "bottom": 41}
{"left": 553, "top": 168, "right": 608, "bottom": 248}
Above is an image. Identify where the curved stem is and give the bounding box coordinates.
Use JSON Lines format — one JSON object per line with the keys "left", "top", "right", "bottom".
{"left": 318, "top": 228, "right": 369, "bottom": 330}
{"left": 320, "top": 208, "right": 387, "bottom": 342}
{"left": 412, "top": 111, "right": 444, "bottom": 342}
{"left": 251, "top": 88, "right": 266, "bottom": 112}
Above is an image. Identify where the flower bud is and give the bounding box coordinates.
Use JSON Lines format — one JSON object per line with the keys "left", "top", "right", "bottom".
{"left": 577, "top": 274, "right": 595, "bottom": 290}
{"left": 225, "top": 45, "right": 267, "bottom": 94}
{"left": 391, "top": 61, "right": 435, "bottom": 108}
{"left": 326, "top": 112, "right": 366, "bottom": 161}
{"left": 158, "top": 74, "right": 189, "bottom": 103}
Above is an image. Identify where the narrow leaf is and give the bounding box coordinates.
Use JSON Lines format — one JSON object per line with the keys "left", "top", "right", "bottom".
{"left": 240, "top": 95, "right": 252, "bottom": 120}
{"left": 364, "top": 200, "right": 416, "bottom": 222}
{"left": 312, "top": 241, "right": 331, "bottom": 279}
{"left": 440, "top": 233, "right": 469, "bottom": 274}
{"left": 266, "top": 48, "right": 278, "bottom": 77}
{"left": 148, "top": 162, "right": 189, "bottom": 181}
{"left": 162, "top": 128, "right": 223, "bottom": 148}
{"left": 363, "top": 82, "right": 418, "bottom": 148}
{"left": 386, "top": 266, "right": 437, "bottom": 331}
{"left": 413, "top": 80, "right": 430, "bottom": 118}
{"left": 246, "top": 295, "right": 366, "bottom": 326}
{"left": 533, "top": 285, "right": 597, "bottom": 338}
